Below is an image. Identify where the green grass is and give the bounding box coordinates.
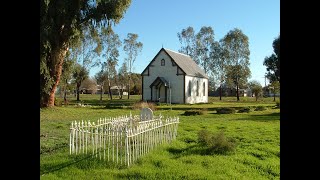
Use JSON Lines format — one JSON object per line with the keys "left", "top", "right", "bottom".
{"left": 41, "top": 96, "right": 280, "bottom": 179}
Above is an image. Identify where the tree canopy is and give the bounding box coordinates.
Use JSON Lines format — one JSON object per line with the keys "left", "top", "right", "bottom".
{"left": 40, "top": 0, "right": 131, "bottom": 107}
{"left": 248, "top": 80, "right": 263, "bottom": 101}
{"left": 123, "top": 33, "right": 143, "bottom": 99}
{"left": 221, "top": 28, "right": 251, "bottom": 101}
{"left": 263, "top": 35, "right": 280, "bottom": 83}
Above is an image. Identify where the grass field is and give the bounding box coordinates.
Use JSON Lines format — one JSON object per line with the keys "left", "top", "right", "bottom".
{"left": 41, "top": 95, "right": 280, "bottom": 179}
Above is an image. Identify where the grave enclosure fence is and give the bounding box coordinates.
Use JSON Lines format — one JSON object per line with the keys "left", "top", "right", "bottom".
{"left": 69, "top": 114, "right": 179, "bottom": 166}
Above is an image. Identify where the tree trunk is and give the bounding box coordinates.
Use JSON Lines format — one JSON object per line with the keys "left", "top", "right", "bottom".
{"left": 128, "top": 76, "right": 131, "bottom": 99}
{"left": 273, "top": 92, "right": 276, "bottom": 101}
{"left": 219, "top": 84, "right": 222, "bottom": 100}
{"left": 108, "top": 79, "right": 112, "bottom": 100}
{"left": 100, "top": 86, "right": 103, "bottom": 102}
{"left": 41, "top": 46, "right": 68, "bottom": 107}
{"left": 64, "top": 79, "right": 68, "bottom": 104}
{"left": 256, "top": 94, "right": 258, "bottom": 101}
{"left": 236, "top": 84, "right": 240, "bottom": 101}
{"left": 119, "top": 84, "right": 123, "bottom": 99}
{"left": 76, "top": 83, "right": 80, "bottom": 101}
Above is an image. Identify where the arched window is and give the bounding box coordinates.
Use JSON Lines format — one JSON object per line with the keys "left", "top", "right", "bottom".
{"left": 188, "top": 80, "right": 191, "bottom": 96}
{"left": 161, "top": 59, "right": 165, "bottom": 66}
{"left": 203, "top": 82, "right": 206, "bottom": 96}
{"left": 196, "top": 81, "right": 199, "bottom": 96}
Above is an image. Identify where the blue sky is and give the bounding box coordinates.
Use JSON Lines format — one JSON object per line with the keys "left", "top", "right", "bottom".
{"left": 89, "top": 0, "right": 280, "bottom": 86}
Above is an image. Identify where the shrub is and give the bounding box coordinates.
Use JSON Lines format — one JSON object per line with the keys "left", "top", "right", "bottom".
{"left": 54, "top": 98, "right": 62, "bottom": 107}
{"left": 275, "top": 101, "right": 280, "bottom": 108}
{"left": 238, "top": 107, "right": 251, "bottom": 113}
{"left": 183, "top": 109, "right": 207, "bottom": 116}
{"left": 209, "top": 131, "right": 236, "bottom": 154}
{"left": 198, "top": 130, "right": 212, "bottom": 145}
{"left": 254, "top": 106, "right": 267, "bottom": 111}
{"left": 197, "top": 130, "right": 236, "bottom": 154}
{"left": 216, "top": 107, "right": 236, "bottom": 114}
{"left": 132, "top": 101, "right": 157, "bottom": 111}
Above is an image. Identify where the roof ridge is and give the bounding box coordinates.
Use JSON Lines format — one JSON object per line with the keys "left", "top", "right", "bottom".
{"left": 164, "top": 48, "right": 190, "bottom": 57}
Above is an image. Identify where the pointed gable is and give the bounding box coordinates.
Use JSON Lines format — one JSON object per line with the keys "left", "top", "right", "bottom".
{"left": 141, "top": 48, "right": 208, "bottom": 79}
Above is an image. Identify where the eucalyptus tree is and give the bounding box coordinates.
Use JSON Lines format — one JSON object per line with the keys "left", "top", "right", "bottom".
{"left": 60, "top": 54, "right": 75, "bottom": 103}
{"left": 117, "top": 62, "right": 129, "bottom": 99}
{"left": 264, "top": 35, "right": 280, "bottom": 83}
{"left": 248, "top": 80, "right": 263, "bottom": 101}
{"left": 40, "top": 0, "right": 131, "bottom": 107}
{"left": 210, "top": 40, "right": 228, "bottom": 100}
{"left": 269, "top": 80, "right": 280, "bottom": 101}
{"left": 72, "top": 63, "right": 89, "bottom": 101}
{"left": 102, "top": 29, "right": 121, "bottom": 100}
{"left": 95, "top": 69, "right": 108, "bottom": 101}
{"left": 221, "top": 28, "right": 251, "bottom": 101}
{"left": 177, "top": 26, "right": 196, "bottom": 59}
{"left": 123, "top": 33, "right": 143, "bottom": 99}
{"left": 195, "top": 26, "right": 214, "bottom": 74}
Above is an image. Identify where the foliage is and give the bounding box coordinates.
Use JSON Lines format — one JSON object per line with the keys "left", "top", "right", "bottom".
{"left": 72, "top": 63, "right": 89, "bottom": 101}
{"left": 94, "top": 70, "right": 108, "bottom": 100}
{"left": 195, "top": 26, "right": 214, "bottom": 74}
{"left": 254, "top": 106, "right": 267, "bottom": 111}
{"left": 177, "top": 26, "right": 196, "bottom": 59}
{"left": 198, "top": 130, "right": 237, "bottom": 154}
{"left": 221, "top": 28, "right": 251, "bottom": 101}
{"left": 275, "top": 101, "right": 280, "bottom": 108}
{"left": 183, "top": 109, "right": 207, "bottom": 116}
{"left": 54, "top": 98, "right": 63, "bottom": 107}
{"left": 216, "top": 107, "right": 236, "bottom": 114}
{"left": 97, "top": 29, "right": 122, "bottom": 100}
{"left": 264, "top": 35, "right": 280, "bottom": 83}
{"left": 269, "top": 80, "right": 280, "bottom": 101}
{"left": 210, "top": 41, "right": 228, "bottom": 100}
{"left": 123, "top": 33, "right": 143, "bottom": 99}
{"left": 116, "top": 62, "right": 129, "bottom": 99}
{"left": 40, "top": 0, "right": 132, "bottom": 107}
{"left": 80, "top": 78, "right": 97, "bottom": 94}
{"left": 248, "top": 80, "right": 263, "bottom": 101}
{"left": 238, "top": 107, "right": 251, "bottom": 113}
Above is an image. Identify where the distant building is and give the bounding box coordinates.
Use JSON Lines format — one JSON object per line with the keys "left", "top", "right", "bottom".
{"left": 110, "top": 86, "right": 127, "bottom": 96}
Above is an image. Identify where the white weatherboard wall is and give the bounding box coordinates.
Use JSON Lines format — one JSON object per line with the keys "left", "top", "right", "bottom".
{"left": 143, "top": 51, "right": 184, "bottom": 103}
{"left": 185, "top": 75, "right": 208, "bottom": 104}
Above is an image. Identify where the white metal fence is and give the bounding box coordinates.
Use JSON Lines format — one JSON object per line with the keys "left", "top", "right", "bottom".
{"left": 69, "top": 113, "right": 179, "bottom": 166}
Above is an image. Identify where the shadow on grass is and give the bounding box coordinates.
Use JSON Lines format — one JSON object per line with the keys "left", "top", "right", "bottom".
{"left": 40, "top": 153, "right": 127, "bottom": 176}
{"left": 236, "top": 112, "right": 280, "bottom": 121}
{"left": 68, "top": 98, "right": 139, "bottom": 107}
{"left": 40, "top": 154, "right": 93, "bottom": 176}
{"left": 167, "top": 144, "right": 232, "bottom": 158}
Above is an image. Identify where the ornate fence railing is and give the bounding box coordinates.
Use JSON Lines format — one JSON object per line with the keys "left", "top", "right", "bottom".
{"left": 70, "top": 113, "right": 179, "bottom": 166}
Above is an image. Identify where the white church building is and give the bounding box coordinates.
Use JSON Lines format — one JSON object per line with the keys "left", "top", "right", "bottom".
{"left": 141, "top": 48, "right": 208, "bottom": 104}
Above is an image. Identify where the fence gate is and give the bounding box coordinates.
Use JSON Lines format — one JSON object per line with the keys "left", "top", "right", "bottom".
{"left": 69, "top": 110, "right": 179, "bottom": 166}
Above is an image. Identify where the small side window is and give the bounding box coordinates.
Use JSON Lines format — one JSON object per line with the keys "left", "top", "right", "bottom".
{"left": 161, "top": 59, "right": 165, "bottom": 66}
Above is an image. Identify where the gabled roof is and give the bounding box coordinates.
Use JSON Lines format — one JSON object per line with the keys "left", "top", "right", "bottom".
{"left": 164, "top": 48, "right": 208, "bottom": 78}
{"left": 141, "top": 48, "right": 209, "bottom": 79}
{"left": 149, "top": 77, "right": 169, "bottom": 88}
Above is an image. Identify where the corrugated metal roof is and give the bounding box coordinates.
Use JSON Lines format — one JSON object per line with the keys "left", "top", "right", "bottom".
{"left": 164, "top": 48, "right": 209, "bottom": 78}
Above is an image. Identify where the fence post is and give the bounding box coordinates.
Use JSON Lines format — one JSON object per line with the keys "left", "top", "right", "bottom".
{"left": 70, "top": 122, "right": 73, "bottom": 154}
